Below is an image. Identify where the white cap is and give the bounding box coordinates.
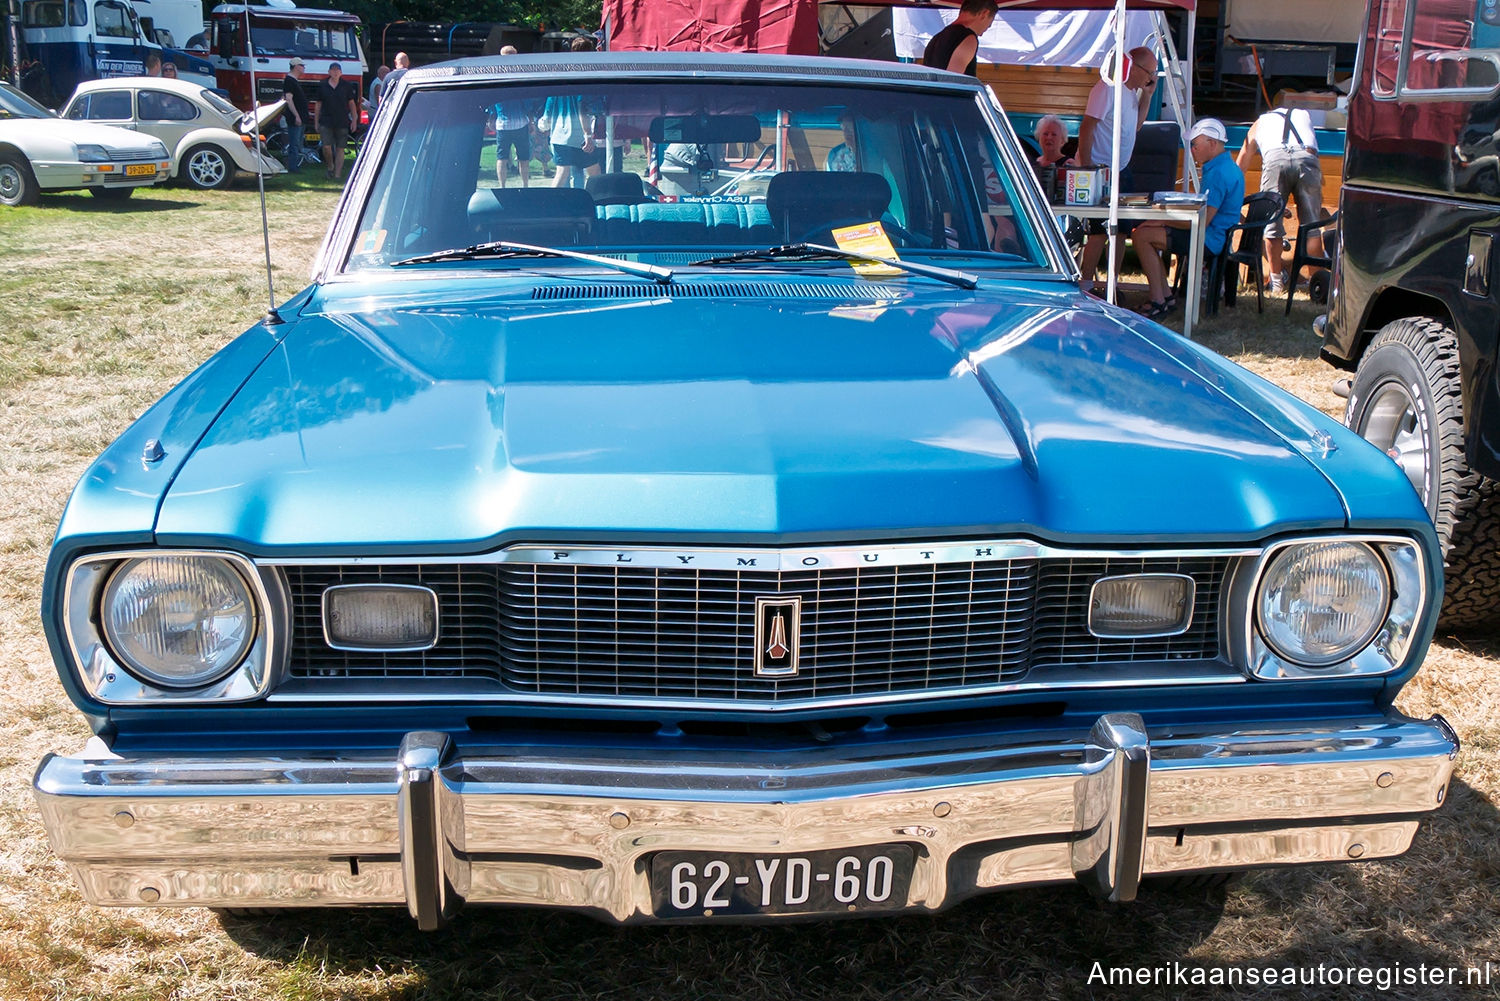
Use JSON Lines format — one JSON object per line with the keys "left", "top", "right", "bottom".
{"left": 1188, "top": 118, "right": 1227, "bottom": 143}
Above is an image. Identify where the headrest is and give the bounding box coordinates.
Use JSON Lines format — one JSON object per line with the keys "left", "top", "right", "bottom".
{"left": 766, "top": 171, "right": 892, "bottom": 236}
{"left": 467, "top": 186, "right": 596, "bottom": 223}
{"left": 585, "top": 172, "right": 647, "bottom": 206}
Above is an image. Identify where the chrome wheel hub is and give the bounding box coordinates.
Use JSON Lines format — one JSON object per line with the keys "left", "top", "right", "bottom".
{"left": 1359, "top": 383, "right": 1429, "bottom": 503}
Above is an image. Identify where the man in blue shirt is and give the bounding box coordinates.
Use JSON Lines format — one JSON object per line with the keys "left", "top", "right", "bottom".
{"left": 1131, "top": 117, "right": 1244, "bottom": 319}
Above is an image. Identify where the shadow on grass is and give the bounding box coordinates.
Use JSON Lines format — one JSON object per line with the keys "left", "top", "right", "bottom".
{"left": 220, "top": 882, "right": 1229, "bottom": 999}
{"left": 37, "top": 192, "right": 202, "bottom": 213}
{"left": 216, "top": 777, "right": 1500, "bottom": 1000}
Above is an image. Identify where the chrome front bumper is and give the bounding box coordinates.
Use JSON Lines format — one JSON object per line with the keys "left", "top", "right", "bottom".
{"left": 34, "top": 713, "right": 1458, "bottom": 928}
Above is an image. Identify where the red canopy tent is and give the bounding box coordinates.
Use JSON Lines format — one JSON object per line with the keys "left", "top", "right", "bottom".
{"left": 602, "top": 0, "right": 1195, "bottom": 56}
{"left": 602, "top": 0, "right": 821, "bottom": 55}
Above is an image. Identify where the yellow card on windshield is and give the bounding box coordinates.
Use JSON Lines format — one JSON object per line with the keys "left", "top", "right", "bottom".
{"left": 831, "top": 221, "right": 904, "bottom": 277}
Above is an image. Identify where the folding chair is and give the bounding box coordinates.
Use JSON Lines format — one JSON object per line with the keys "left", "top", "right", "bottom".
{"left": 1284, "top": 210, "right": 1339, "bottom": 315}
{"left": 1209, "top": 192, "right": 1285, "bottom": 314}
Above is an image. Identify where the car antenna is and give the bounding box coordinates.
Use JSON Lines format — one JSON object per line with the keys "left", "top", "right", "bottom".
{"left": 243, "top": 15, "right": 282, "bottom": 325}
{"left": 247, "top": 113, "right": 282, "bottom": 325}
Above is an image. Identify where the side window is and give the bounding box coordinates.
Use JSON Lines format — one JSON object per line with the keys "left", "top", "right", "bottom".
{"left": 1404, "top": 0, "right": 1500, "bottom": 95}
{"left": 139, "top": 91, "right": 197, "bottom": 121}
{"left": 65, "top": 94, "right": 89, "bottom": 119}
{"left": 93, "top": 0, "right": 132, "bottom": 38}
{"left": 79, "top": 89, "right": 131, "bottom": 120}
{"left": 1379, "top": 0, "right": 1500, "bottom": 100}
{"left": 216, "top": 19, "right": 243, "bottom": 57}
{"left": 68, "top": 0, "right": 84, "bottom": 25}
{"left": 21, "top": 1, "right": 66, "bottom": 28}
{"left": 1372, "top": 0, "right": 1407, "bottom": 97}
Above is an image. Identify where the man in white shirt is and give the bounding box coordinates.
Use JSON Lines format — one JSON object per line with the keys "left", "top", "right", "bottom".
{"left": 1237, "top": 107, "right": 1324, "bottom": 294}
{"left": 1074, "top": 46, "right": 1157, "bottom": 293}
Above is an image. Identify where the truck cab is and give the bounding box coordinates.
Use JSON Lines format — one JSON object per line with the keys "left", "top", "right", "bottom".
{"left": 207, "top": 2, "right": 363, "bottom": 112}
{"left": 18, "top": 0, "right": 215, "bottom": 107}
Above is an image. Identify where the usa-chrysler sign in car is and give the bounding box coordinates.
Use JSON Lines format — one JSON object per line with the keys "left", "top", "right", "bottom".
{"left": 34, "top": 54, "right": 1455, "bottom": 928}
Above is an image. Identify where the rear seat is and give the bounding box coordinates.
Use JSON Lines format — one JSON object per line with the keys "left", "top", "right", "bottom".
{"left": 467, "top": 178, "right": 774, "bottom": 248}
{"left": 594, "top": 201, "right": 774, "bottom": 246}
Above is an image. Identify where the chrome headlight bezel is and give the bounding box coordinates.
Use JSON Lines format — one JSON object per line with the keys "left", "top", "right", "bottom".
{"left": 62, "top": 550, "right": 287, "bottom": 704}
{"left": 1240, "top": 535, "right": 1430, "bottom": 680}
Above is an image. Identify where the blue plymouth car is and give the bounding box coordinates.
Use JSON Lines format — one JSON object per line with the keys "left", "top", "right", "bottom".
{"left": 34, "top": 54, "right": 1457, "bottom": 928}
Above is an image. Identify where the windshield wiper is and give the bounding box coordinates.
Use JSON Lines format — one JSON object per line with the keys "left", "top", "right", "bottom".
{"left": 394, "top": 240, "right": 673, "bottom": 284}
{"left": 690, "top": 242, "right": 977, "bottom": 290}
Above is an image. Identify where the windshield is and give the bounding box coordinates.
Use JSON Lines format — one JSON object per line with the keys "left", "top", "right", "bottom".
{"left": 0, "top": 82, "right": 56, "bottom": 119}
{"left": 249, "top": 18, "right": 357, "bottom": 60}
{"left": 346, "top": 79, "right": 1050, "bottom": 273}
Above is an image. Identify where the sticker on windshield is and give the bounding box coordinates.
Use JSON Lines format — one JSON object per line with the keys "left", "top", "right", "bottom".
{"left": 831, "top": 222, "right": 904, "bottom": 277}
{"left": 356, "top": 229, "right": 387, "bottom": 254}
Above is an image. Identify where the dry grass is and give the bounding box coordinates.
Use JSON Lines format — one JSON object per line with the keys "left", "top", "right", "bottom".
{"left": 1, "top": 187, "right": 1497, "bottom": 1001}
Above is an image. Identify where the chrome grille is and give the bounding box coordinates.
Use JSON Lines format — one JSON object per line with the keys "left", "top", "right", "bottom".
{"left": 108, "top": 147, "right": 158, "bottom": 162}
{"left": 283, "top": 552, "right": 1232, "bottom": 701}
{"left": 495, "top": 562, "right": 1035, "bottom": 700}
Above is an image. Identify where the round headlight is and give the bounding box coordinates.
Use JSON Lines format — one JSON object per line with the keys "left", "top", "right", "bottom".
{"left": 101, "top": 556, "right": 256, "bottom": 688}
{"left": 1257, "top": 541, "right": 1389, "bottom": 667}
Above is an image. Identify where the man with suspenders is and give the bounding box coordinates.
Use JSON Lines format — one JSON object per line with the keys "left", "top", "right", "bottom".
{"left": 1238, "top": 106, "right": 1325, "bottom": 294}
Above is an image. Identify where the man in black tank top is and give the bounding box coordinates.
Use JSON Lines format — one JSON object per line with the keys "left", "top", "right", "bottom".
{"left": 922, "top": 0, "right": 999, "bottom": 76}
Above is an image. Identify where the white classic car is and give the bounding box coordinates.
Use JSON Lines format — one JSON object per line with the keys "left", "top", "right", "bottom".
{"left": 0, "top": 81, "right": 171, "bottom": 206}
{"left": 62, "top": 77, "right": 284, "bottom": 190}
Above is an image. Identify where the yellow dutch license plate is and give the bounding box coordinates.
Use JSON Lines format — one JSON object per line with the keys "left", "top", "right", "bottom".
{"left": 124, "top": 164, "right": 156, "bottom": 177}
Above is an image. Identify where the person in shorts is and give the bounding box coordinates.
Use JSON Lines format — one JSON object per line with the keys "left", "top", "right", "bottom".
{"left": 316, "top": 62, "right": 359, "bottom": 180}
{"left": 1236, "top": 106, "right": 1324, "bottom": 294}
{"left": 493, "top": 47, "right": 530, "bottom": 187}
{"left": 493, "top": 101, "right": 532, "bottom": 187}
{"left": 1131, "top": 118, "right": 1244, "bottom": 318}
{"left": 1074, "top": 46, "right": 1157, "bottom": 293}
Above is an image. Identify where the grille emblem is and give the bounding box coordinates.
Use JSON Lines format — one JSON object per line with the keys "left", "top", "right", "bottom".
{"left": 754, "top": 596, "right": 802, "bottom": 678}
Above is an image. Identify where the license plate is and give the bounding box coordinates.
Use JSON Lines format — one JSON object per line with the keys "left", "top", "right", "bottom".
{"left": 124, "top": 164, "right": 155, "bottom": 177}
{"left": 650, "top": 844, "right": 914, "bottom": 917}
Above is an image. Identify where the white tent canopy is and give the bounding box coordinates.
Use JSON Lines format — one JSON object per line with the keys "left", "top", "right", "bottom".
{"left": 892, "top": 9, "right": 1157, "bottom": 67}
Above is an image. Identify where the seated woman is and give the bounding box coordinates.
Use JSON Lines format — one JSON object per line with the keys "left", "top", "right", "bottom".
{"left": 1033, "top": 114, "right": 1069, "bottom": 170}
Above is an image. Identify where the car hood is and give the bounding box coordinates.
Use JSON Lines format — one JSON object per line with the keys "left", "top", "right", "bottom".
{"left": 154, "top": 275, "right": 1352, "bottom": 551}
{"left": 0, "top": 117, "right": 158, "bottom": 150}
